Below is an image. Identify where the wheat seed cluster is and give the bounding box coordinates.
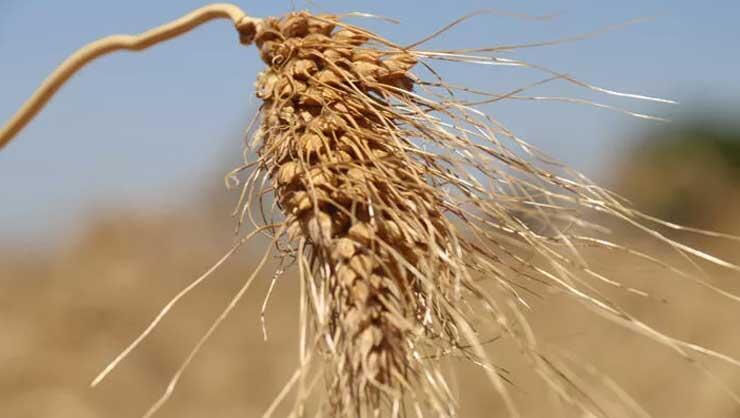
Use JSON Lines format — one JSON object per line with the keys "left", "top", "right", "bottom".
{"left": 251, "top": 12, "right": 464, "bottom": 416}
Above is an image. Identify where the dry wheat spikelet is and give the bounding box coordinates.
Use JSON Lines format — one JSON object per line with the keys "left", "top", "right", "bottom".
{"left": 4, "top": 3, "right": 740, "bottom": 418}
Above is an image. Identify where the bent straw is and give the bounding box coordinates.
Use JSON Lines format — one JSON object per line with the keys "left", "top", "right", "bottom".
{"left": 0, "top": 3, "right": 261, "bottom": 150}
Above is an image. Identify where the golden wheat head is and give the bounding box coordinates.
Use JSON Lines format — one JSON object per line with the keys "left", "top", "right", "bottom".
{"left": 3, "top": 5, "right": 740, "bottom": 418}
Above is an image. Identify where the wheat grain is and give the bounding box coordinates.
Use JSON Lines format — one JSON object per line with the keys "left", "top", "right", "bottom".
{"left": 250, "top": 13, "right": 462, "bottom": 416}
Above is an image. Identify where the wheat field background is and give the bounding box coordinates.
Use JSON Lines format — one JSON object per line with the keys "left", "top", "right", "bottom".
{"left": 2, "top": 146, "right": 740, "bottom": 417}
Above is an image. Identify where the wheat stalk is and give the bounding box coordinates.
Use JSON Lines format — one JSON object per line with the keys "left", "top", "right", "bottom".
{"left": 3, "top": 4, "right": 740, "bottom": 418}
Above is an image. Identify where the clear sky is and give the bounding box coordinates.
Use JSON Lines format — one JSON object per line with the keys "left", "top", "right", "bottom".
{"left": 1, "top": 0, "right": 739, "bottom": 245}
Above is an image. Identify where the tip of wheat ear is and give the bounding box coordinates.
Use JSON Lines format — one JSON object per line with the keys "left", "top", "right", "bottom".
{"left": 251, "top": 11, "right": 460, "bottom": 417}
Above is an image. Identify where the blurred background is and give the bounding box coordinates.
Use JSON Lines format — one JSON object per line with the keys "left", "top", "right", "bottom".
{"left": 1, "top": 0, "right": 740, "bottom": 417}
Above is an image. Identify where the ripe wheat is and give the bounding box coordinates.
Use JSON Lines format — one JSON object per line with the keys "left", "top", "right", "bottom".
{"left": 2, "top": 4, "right": 740, "bottom": 418}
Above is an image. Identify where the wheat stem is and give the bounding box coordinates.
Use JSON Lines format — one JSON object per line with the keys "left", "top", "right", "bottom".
{"left": 0, "top": 3, "right": 261, "bottom": 150}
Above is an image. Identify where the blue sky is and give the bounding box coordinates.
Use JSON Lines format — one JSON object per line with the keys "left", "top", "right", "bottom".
{"left": 1, "top": 0, "right": 739, "bottom": 245}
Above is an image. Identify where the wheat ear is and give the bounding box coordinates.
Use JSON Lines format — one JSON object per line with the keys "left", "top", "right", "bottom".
{"left": 238, "top": 11, "right": 740, "bottom": 417}
{"left": 4, "top": 4, "right": 740, "bottom": 418}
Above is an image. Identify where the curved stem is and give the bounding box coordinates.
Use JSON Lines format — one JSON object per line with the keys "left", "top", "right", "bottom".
{"left": 0, "top": 3, "right": 261, "bottom": 150}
